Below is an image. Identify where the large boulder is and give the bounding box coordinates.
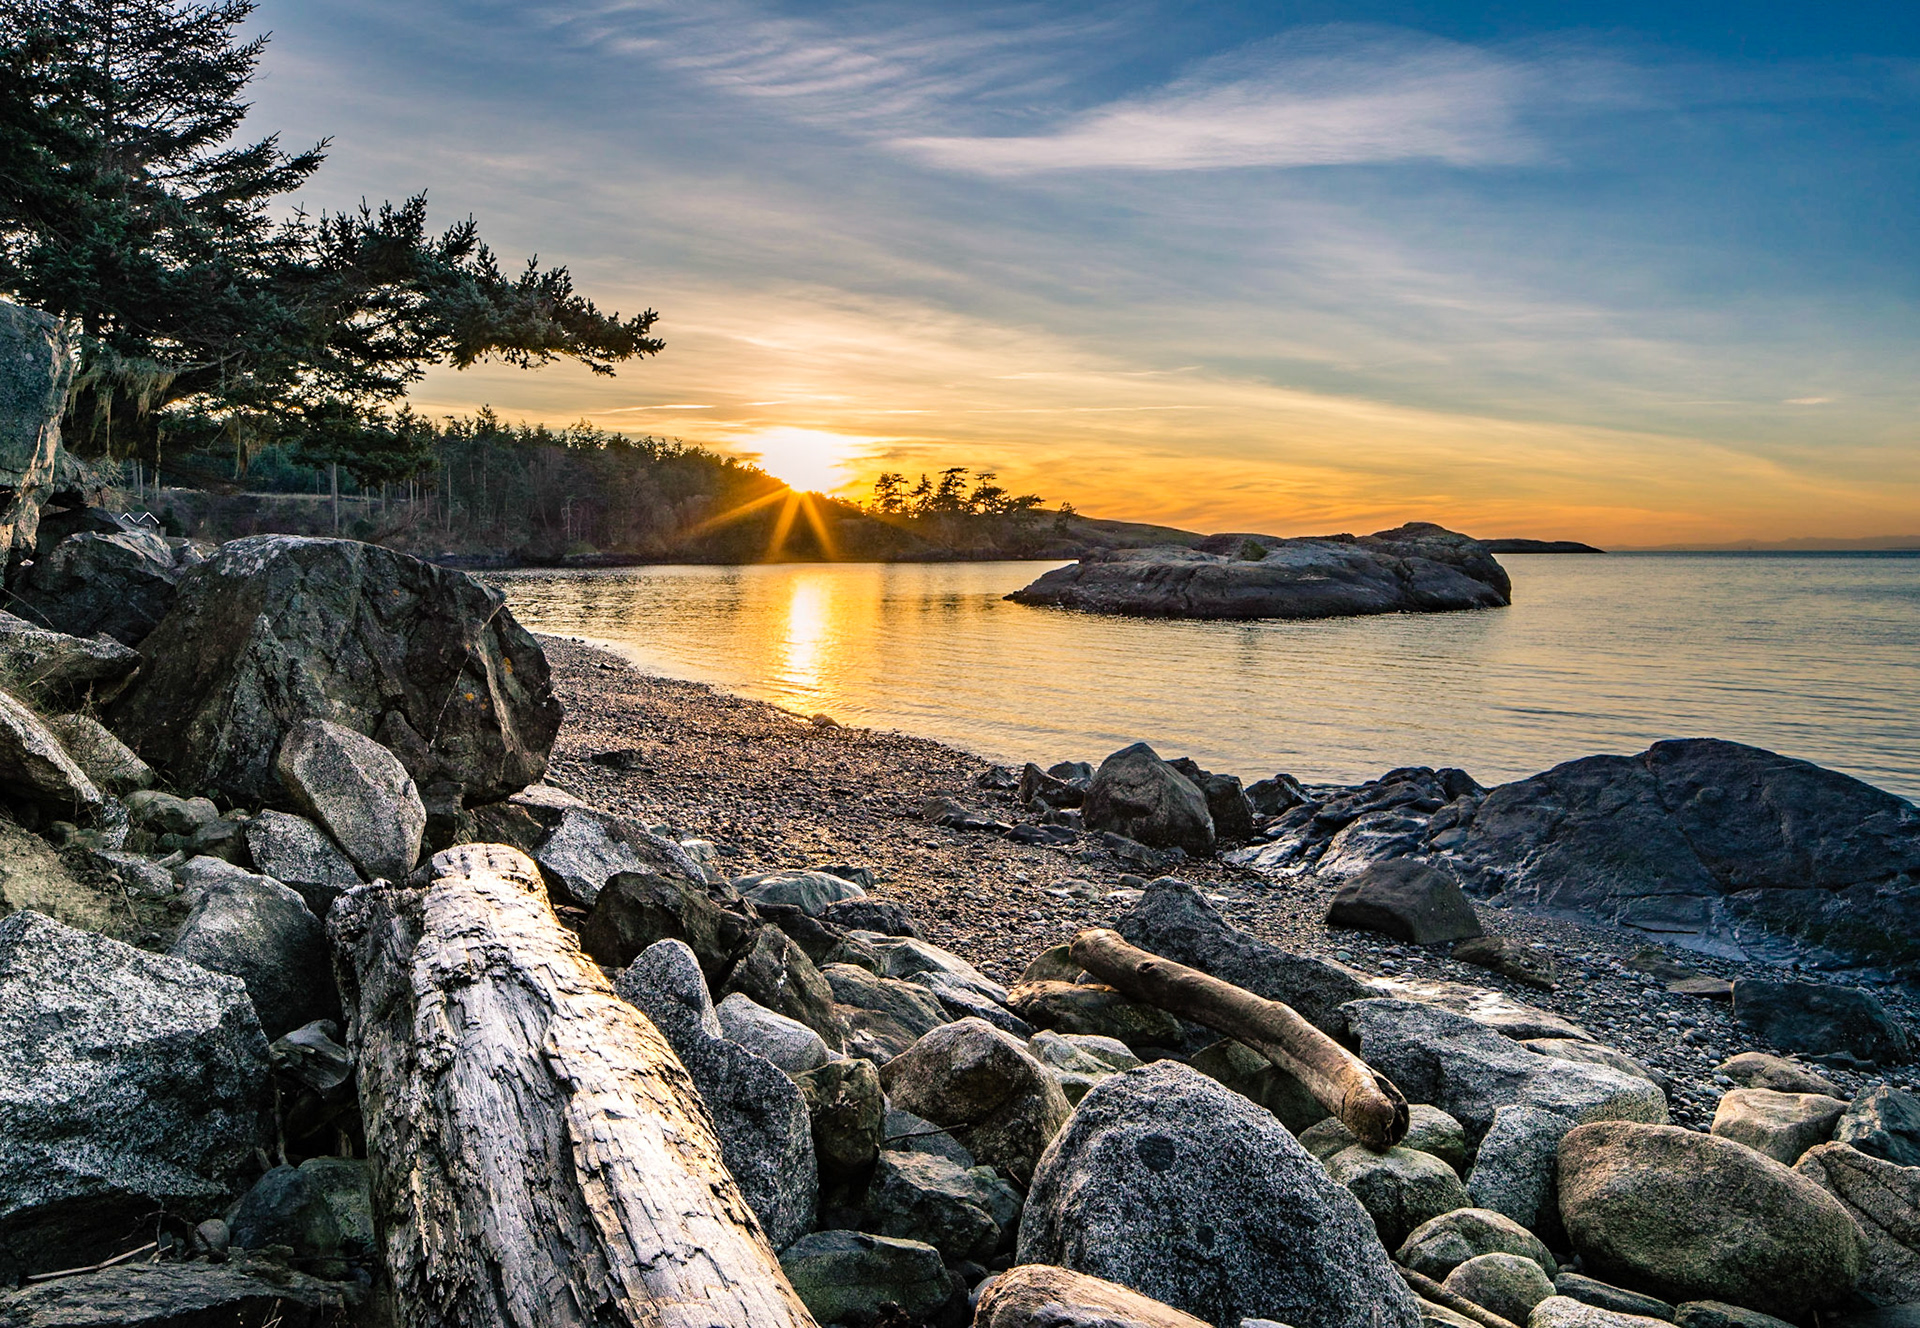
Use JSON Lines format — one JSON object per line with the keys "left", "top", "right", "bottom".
{"left": 976, "top": 1265, "right": 1213, "bottom": 1328}
{"left": 1468, "top": 1104, "right": 1580, "bottom": 1237}
{"left": 1557, "top": 1121, "right": 1867, "bottom": 1316}
{"left": 110, "top": 535, "right": 561, "bottom": 805}
{"left": 0, "top": 612, "right": 139, "bottom": 707}
{"left": 1342, "top": 998, "right": 1668, "bottom": 1144}
{"left": 1441, "top": 739, "right": 1920, "bottom": 970}
{"left": 1084, "top": 743, "right": 1216, "bottom": 856}
{"left": 0, "top": 302, "right": 72, "bottom": 562}
{"left": 0, "top": 911, "right": 269, "bottom": 1283}
{"left": 274, "top": 719, "right": 425, "bottom": 883}
{"left": 1006, "top": 523, "right": 1510, "bottom": 620}
{"left": 1016, "top": 1061, "right": 1422, "bottom": 1328}
{"left": 1795, "top": 1140, "right": 1920, "bottom": 1305}
{"left": 1327, "top": 858, "right": 1484, "bottom": 944}
{"left": 13, "top": 531, "right": 196, "bottom": 646}
{"left": 1732, "top": 979, "right": 1912, "bottom": 1066}
{"left": 535, "top": 807, "right": 705, "bottom": 908}
{"left": 613, "top": 939, "right": 817, "bottom": 1246}
{"left": 169, "top": 864, "right": 336, "bottom": 1039}
{"left": 881, "top": 1018, "right": 1071, "bottom": 1187}
{"left": 0, "top": 688, "right": 102, "bottom": 810}
{"left": 736, "top": 868, "right": 865, "bottom": 916}
{"left": 1710, "top": 1088, "right": 1847, "bottom": 1165}
{"left": 1117, "top": 876, "right": 1382, "bottom": 1033}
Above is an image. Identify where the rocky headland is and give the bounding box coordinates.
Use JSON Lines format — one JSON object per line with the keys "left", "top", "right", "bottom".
{"left": 0, "top": 301, "right": 1917, "bottom": 1328}
{"left": 1005, "top": 523, "right": 1513, "bottom": 619}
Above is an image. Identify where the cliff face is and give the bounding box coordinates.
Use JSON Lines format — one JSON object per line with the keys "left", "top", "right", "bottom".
{"left": 1006, "top": 522, "right": 1511, "bottom": 620}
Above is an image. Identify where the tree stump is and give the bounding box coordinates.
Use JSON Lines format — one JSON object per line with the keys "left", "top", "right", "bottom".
{"left": 330, "top": 843, "right": 816, "bottom": 1328}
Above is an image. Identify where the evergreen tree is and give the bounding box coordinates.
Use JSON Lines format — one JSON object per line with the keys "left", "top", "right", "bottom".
{"left": 0, "top": 0, "right": 661, "bottom": 477}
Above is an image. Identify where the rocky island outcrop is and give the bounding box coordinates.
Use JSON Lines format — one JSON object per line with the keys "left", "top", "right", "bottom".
{"left": 1006, "top": 523, "right": 1512, "bottom": 619}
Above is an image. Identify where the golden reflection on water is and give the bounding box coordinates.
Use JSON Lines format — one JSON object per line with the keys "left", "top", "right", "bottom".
{"left": 778, "top": 575, "right": 831, "bottom": 697}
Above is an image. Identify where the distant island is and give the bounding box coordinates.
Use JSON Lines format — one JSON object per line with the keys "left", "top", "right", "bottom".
{"left": 1478, "top": 537, "right": 1607, "bottom": 554}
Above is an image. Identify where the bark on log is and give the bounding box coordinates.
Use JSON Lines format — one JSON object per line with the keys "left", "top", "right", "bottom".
{"left": 1068, "top": 927, "right": 1409, "bottom": 1148}
{"left": 330, "top": 843, "right": 817, "bottom": 1328}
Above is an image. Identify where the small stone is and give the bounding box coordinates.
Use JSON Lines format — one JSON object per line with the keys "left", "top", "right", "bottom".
{"left": 1326, "top": 1144, "right": 1471, "bottom": 1249}
{"left": 1709, "top": 1088, "right": 1846, "bottom": 1165}
{"left": 1397, "top": 1207, "right": 1558, "bottom": 1282}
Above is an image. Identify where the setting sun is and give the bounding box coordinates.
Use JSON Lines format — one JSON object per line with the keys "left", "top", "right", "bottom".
{"left": 732, "top": 427, "right": 869, "bottom": 496}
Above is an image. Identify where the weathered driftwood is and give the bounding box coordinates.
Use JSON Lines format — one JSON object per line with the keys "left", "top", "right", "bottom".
{"left": 1395, "top": 1266, "right": 1523, "bottom": 1328}
{"left": 1069, "top": 927, "right": 1409, "bottom": 1148}
{"left": 330, "top": 843, "right": 816, "bottom": 1328}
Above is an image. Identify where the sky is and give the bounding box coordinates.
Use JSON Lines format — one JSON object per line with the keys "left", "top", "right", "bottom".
{"left": 243, "top": 2, "right": 1920, "bottom": 546}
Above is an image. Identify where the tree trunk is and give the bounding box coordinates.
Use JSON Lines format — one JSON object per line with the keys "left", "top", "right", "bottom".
{"left": 1069, "top": 927, "right": 1408, "bottom": 1149}
{"left": 330, "top": 844, "right": 816, "bottom": 1328}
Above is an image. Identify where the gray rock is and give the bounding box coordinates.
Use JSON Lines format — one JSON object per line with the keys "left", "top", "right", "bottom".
{"left": 0, "top": 688, "right": 101, "bottom": 810}
{"left": 871, "top": 935, "right": 1006, "bottom": 999}
{"left": 1558, "top": 1120, "right": 1867, "bottom": 1316}
{"left": 541, "top": 807, "right": 707, "bottom": 907}
{"left": 822, "top": 895, "right": 921, "bottom": 937}
{"left": 882, "top": 1018, "right": 1071, "bottom": 1187}
{"left": 1733, "top": 979, "right": 1912, "bottom": 1066}
{"left": 0, "top": 911, "right": 269, "bottom": 1283}
{"left": 715, "top": 991, "right": 830, "bottom": 1074}
{"left": 1007, "top": 524, "right": 1510, "bottom": 620}
{"left": 1551, "top": 1274, "right": 1674, "bottom": 1322}
{"left": 1009, "top": 979, "right": 1184, "bottom": 1050}
{"left": 244, "top": 809, "right": 363, "bottom": 915}
{"left": 40, "top": 713, "right": 152, "bottom": 794}
{"left": 1028, "top": 1030, "right": 1141, "bottom": 1105}
{"left": 81, "top": 848, "right": 175, "bottom": 898}
{"left": 1300, "top": 1104, "right": 1469, "bottom": 1173}
{"left": 110, "top": 534, "right": 561, "bottom": 804}
{"left": 0, "top": 1257, "right": 357, "bottom": 1327}
{"left": 274, "top": 719, "right": 425, "bottom": 883}
{"left": 1524, "top": 1039, "right": 1671, "bottom": 1097}
{"left": 1397, "top": 1207, "right": 1557, "bottom": 1281}
{"left": 614, "top": 939, "right": 817, "bottom": 1246}
{"left": 1118, "top": 876, "right": 1381, "bottom": 1033}
{"left": 14, "top": 530, "right": 190, "bottom": 646}
{"left": 0, "top": 613, "right": 138, "bottom": 708}
{"left": 228, "top": 1164, "right": 342, "bottom": 1260}
{"left": 778, "top": 1230, "right": 959, "bottom": 1325}
{"left": 125, "top": 788, "right": 220, "bottom": 836}
{"left": 297, "top": 1157, "right": 374, "bottom": 1258}
{"left": 1714, "top": 1052, "right": 1843, "bottom": 1097}
{"left": 0, "top": 302, "right": 72, "bottom": 563}
{"left": 1531, "top": 1295, "right": 1676, "bottom": 1328}
{"left": 1710, "top": 1088, "right": 1847, "bottom": 1164}
{"left": 864, "top": 1149, "right": 1022, "bottom": 1260}
{"left": 1083, "top": 743, "right": 1215, "bottom": 855}
{"left": 1018, "top": 1062, "right": 1421, "bottom": 1328}
{"left": 1445, "top": 739, "right": 1920, "bottom": 971}
{"left": 911, "top": 969, "right": 1032, "bottom": 1036}
{"left": 883, "top": 1107, "right": 976, "bottom": 1168}
{"left": 1327, "top": 859, "right": 1484, "bottom": 944}
{"left": 269, "top": 1020, "right": 354, "bottom": 1096}
{"left": 1372, "top": 976, "right": 1596, "bottom": 1042}
{"left": 169, "top": 865, "right": 335, "bottom": 1040}
{"left": 1673, "top": 1303, "right": 1799, "bottom": 1328}
{"left": 1342, "top": 998, "right": 1669, "bottom": 1145}
{"left": 1468, "top": 1105, "right": 1579, "bottom": 1238}
{"left": 1444, "top": 1253, "right": 1557, "bottom": 1326}
{"left": 1794, "top": 1140, "right": 1920, "bottom": 1306}
{"left": 736, "top": 868, "right": 865, "bottom": 915}
{"left": 1835, "top": 1086, "right": 1920, "bottom": 1167}
{"left": 1325, "top": 1144, "right": 1471, "bottom": 1248}
{"left": 825, "top": 962, "right": 952, "bottom": 1061}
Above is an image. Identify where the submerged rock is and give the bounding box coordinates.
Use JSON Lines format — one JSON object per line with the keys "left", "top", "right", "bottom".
{"left": 1007, "top": 523, "right": 1509, "bottom": 620}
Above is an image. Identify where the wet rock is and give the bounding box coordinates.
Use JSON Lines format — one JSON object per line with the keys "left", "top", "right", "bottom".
{"left": 0, "top": 911, "right": 269, "bottom": 1283}
{"left": 736, "top": 868, "right": 865, "bottom": 915}
{"left": 976, "top": 1264, "right": 1213, "bottom": 1328}
{"left": 14, "top": 530, "right": 191, "bottom": 646}
{"left": 243, "top": 810, "right": 362, "bottom": 915}
{"left": 0, "top": 689, "right": 101, "bottom": 810}
{"left": 863, "top": 1149, "right": 1021, "bottom": 1260}
{"left": 1016, "top": 1061, "right": 1421, "bottom": 1328}
{"left": 1118, "top": 877, "right": 1381, "bottom": 1033}
{"left": 716, "top": 991, "right": 830, "bottom": 1074}
{"left": 1710, "top": 1088, "right": 1847, "bottom": 1165}
{"left": 1835, "top": 1087, "right": 1920, "bottom": 1167}
{"left": 0, "top": 612, "right": 139, "bottom": 708}
{"left": 274, "top": 719, "right": 425, "bottom": 883}
{"left": 1468, "top": 1105, "right": 1578, "bottom": 1237}
{"left": 0, "top": 1257, "right": 358, "bottom": 1327}
{"left": 1397, "top": 1207, "right": 1558, "bottom": 1282}
{"left": 778, "top": 1230, "right": 959, "bottom": 1326}
{"left": 1328, "top": 859, "right": 1484, "bottom": 945}
{"left": 1551, "top": 1274, "right": 1674, "bottom": 1322}
{"left": 1008, "top": 980, "right": 1183, "bottom": 1048}
{"left": 1557, "top": 1120, "right": 1867, "bottom": 1316}
{"left": 614, "top": 939, "right": 817, "bottom": 1246}
{"left": 1342, "top": 998, "right": 1668, "bottom": 1144}
{"left": 1084, "top": 744, "right": 1216, "bottom": 856}
{"left": 882, "top": 1018, "right": 1071, "bottom": 1187}
{"left": 1325, "top": 1143, "right": 1470, "bottom": 1247}
{"left": 111, "top": 535, "right": 561, "bottom": 804}
{"left": 169, "top": 864, "right": 336, "bottom": 1039}
{"left": 1794, "top": 1140, "right": 1920, "bottom": 1306}
{"left": 1732, "top": 979, "right": 1911, "bottom": 1066}
{"left": 1714, "top": 1051, "right": 1844, "bottom": 1097}
{"left": 40, "top": 713, "right": 152, "bottom": 794}
{"left": 1007, "top": 525, "right": 1510, "bottom": 621}
{"left": 1444, "top": 1253, "right": 1557, "bottom": 1326}
{"left": 795, "top": 1059, "right": 886, "bottom": 1189}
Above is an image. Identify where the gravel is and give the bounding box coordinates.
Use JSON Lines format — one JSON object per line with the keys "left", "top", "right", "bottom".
{"left": 542, "top": 637, "right": 1920, "bottom": 1130}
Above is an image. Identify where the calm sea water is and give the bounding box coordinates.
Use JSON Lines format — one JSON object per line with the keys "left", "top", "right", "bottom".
{"left": 486, "top": 554, "right": 1920, "bottom": 802}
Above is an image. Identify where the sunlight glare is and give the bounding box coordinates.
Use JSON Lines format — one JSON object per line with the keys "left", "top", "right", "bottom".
{"left": 736, "top": 427, "right": 866, "bottom": 495}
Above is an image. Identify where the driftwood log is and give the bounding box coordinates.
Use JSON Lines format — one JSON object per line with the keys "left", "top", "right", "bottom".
{"left": 330, "top": 843, "right": 817, "bottom": 1328}
{"left": 1395, "top": 1266, "right": 1523, "bottom": 1328}
{"left": 1069, "top": 927, "right": 1409, "bottom": 1148}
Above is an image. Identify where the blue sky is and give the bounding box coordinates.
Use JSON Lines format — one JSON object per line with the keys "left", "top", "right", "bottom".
{"left": 245, "top": 2, "right": 1920, "bottom": 544}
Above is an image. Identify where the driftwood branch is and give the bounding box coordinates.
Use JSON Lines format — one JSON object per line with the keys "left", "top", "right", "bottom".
{"left": 1069, "top": 927, "right": 1409, "bottom": 1148}
{"left": 1395, "top": 1266, "right": 1522, "bottom": 1328}
{"left": 331, "top": 843, "right": 817, "bottom": 1328}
